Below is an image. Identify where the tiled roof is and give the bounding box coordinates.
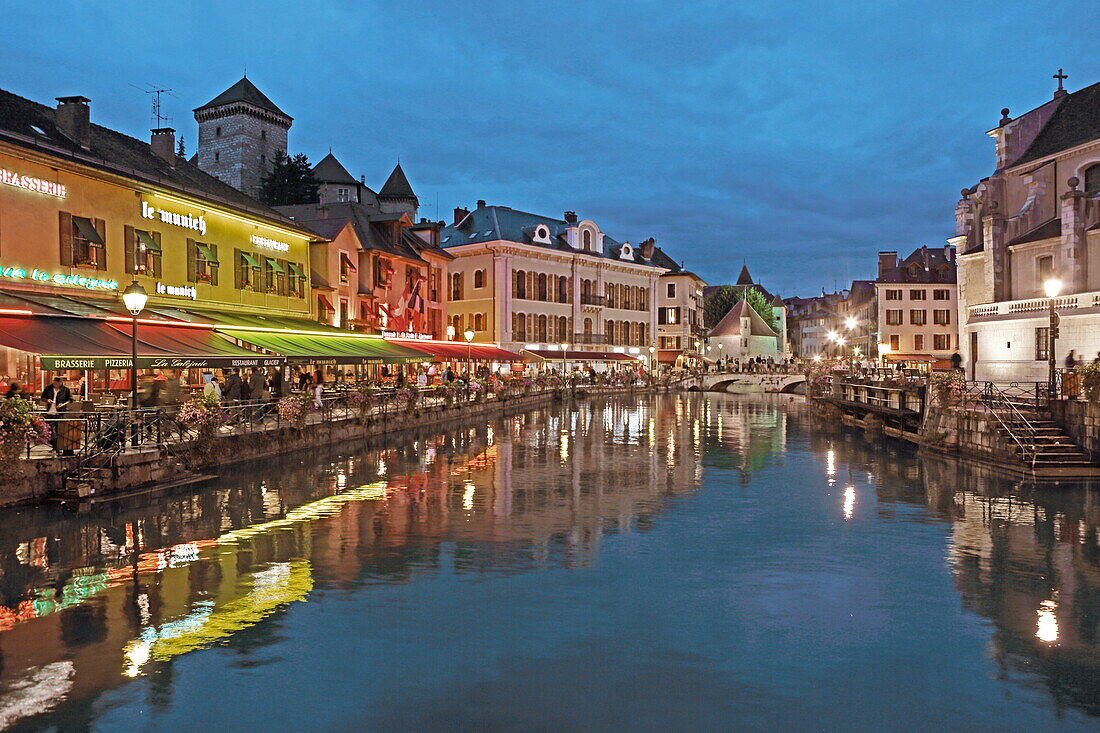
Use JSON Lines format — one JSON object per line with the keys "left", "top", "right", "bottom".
{"left": 877, "top": 246, "right": 957, "bottom": 284}
{"left": 0, "top": 88, "right": 312, "bottom": 237}
{"left": 378, "top": 163, "right": 416, "bottom": 200}
{"left": 312, "top": 153, "right": 358, "bottom": 184}
{"left": 439, "top": 204, "right": 670, "bottom": 268}
{"left": 278, "top": 201, "right": 451, "bottom": 263}
{"left": 1013, "top": 81, "right": 1100, "bottom": 167}
{"left": 709, "top": 300, "right": 777, "bottom": 338}
{"left": 194, "top": 77, "right": 291, "bottom": 119}
{"left": 736, "top": 265, "right": 753, "bottom": 285}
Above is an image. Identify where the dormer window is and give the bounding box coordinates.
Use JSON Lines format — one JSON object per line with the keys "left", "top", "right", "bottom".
{"left": 337, "top": 187, "right": 350, "bottom": 203}
{"left": 619, "top": 243, "right": 633, "bottom": 260}
{"left": 582, "top": 230, "right": 592, "bottom": 251}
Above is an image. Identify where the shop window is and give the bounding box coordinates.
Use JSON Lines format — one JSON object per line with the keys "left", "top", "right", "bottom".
{"left": 125, "top": 226, "right": 161, "bottom": 277}
{"left": 59, "top": 212, "right": 105, "bottom": 270}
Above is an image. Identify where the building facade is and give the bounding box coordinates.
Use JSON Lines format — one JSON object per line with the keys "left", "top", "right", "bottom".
{"left": 657, "top": 269, "right": 707, "bottom": 368}
{"left": 956, "top": 77, "right": 1100, "bottom": 381}
{"left": 707, "top": 300, "right": 780, "bottom": 361}
{"left": 439, "top": 203, "right": 668, "bottom": 363}
{"left": 875, "top": 246, "right": 958, "bottom": 366}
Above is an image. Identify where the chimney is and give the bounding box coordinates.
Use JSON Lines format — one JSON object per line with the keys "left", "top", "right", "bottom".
{"left": 878, "top": 251, "right": 898, "bottom": 278}
{"left": 55, "top": 96, "right": 91, "bottom": 148}
{"left": 476, "top": 199, "right": 486, "bottom": 209}
{"left": 944, "top": 244, "right": 954, "bottom": 263}
{"left": 564, "top": 210, "right": 578, "bottom": 224}
{"left": 453, "top": 206, "right": 469, "bottom": 225}
{"left": 150, "top": 128, "right": 176, "bottom": 165}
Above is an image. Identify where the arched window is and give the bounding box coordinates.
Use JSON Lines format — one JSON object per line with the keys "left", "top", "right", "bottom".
{"left": 605, "top": 320, "right": 614, "bottom": 344}
{"left": 515, "top": 270, "right": 526, "bottom": 299}
{"left": 451, "top": 272, "right": 463, "bottom": 300}
{"left": 582, "top": 230, "right": 592, "bottom": 251}
{"left": 537, "top": 315, "right": 548, "bottom": 342}
{"left": 582, "top": 279, "right": 591, "bottom": 299}
{"left": 474, "top": 313, "right": 484, "bottom": 331}
{"left": 451, "top": 314, "right": 461, "bottom": 332}
{"left": 474, "top": 269, "right": 485, "bottom": 288}
{"left": 559, "top": 277, "right": 569, "bottom": 303}
{"left": 537, "top": 273, "right": 548, "bottom": 301}
{"left": 583, "top": 317, "right": 593, "bottom": 337}
{"left": 513, "top": 313, "right": 525, "bottom": 341}
{"left": 1085, "top": 164, "right": 1100, "bottom": 195}
{"left": 558, "top": 316, "right": 568, "bottom": 342}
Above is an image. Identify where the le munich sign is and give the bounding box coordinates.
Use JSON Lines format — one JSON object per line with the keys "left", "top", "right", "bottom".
{"left": 141, "top": 201, "right": 207, "bottom": 236}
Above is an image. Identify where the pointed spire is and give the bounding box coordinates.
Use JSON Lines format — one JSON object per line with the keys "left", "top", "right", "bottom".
{"left": 379, "top": 163, "right": 417, "bottom": 201}
{"left": 736, "top": 264, "right": 754, "bottom": 286}
{"left": 312, "top": 152, "right": 357, "bottom": 184}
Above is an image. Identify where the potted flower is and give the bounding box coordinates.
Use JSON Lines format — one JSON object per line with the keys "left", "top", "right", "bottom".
{"left": 0, "top": 398, "right": 51, "bottom": 477}
{"left": 276, "top": 393, "right": 313, "bottom": 429}
{"left": 928, "top": 371, "right": 966, "bottom": 407}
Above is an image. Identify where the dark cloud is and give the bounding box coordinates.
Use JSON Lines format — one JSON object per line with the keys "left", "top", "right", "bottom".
{"left": 5, "top": 0, "right": 1099, "bottom": 295}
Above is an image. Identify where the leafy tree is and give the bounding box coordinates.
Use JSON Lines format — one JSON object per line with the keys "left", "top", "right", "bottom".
{"left": 259, "top": 151, "right": 319, "bottom": 206}
{"left": 704, "top": 285, "right": 778, "bottom": 331}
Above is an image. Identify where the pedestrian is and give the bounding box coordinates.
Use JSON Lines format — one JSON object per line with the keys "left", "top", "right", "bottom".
{"left": 5, "top": 382, "right": 22, "bottom": 399}
{"left": 1065, "top": 350, "right": 1079, "bottom": 371}
{"left": 312, "top": 374, "right": 324, "bottom": 410}
{"left": 204, "top": 375, "right": 223, "bottom": 401}
{"left": 269, "top": 367, "right": 284, "bottom": 400}
{"left": 950, "top": 352, "right": 962, "bottom": 371}
{"left": 40, "top": 376, "right": 72, "bottom": 454}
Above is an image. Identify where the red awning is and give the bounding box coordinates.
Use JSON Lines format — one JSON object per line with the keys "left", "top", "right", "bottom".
{"left": 387, "top": 339, "right": 524, "bottom": 361}
{"left": 318, "top": 295, "right": 335, "bottom": 312}
{"left": 103, "top": 322, "right": 275, "bottom": 367}
{"left": 525, "top": 349, "right": 641, "bottom": 362}
{"left": 0, "top": 315, "right": 161, "bottom": 358}
{"left": 339, "top": 252, "right": 358, "bottom": 271}
{"left": 657, "top": 350, "right": 680, "bottom": 364}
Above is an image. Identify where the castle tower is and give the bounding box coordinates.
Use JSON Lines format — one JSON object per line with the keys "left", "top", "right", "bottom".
{"left": 194, "top": 78, "right": 292, "bottom": 199}
{"left": 377, "top": 163, "right": 419, "bottom": 217}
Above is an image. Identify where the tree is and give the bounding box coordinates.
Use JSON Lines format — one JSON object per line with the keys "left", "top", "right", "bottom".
{"left": 704, "top": 285, "right": 778, "bottom": 331}
{"left": 259, "top": 152, "right": 319, "bottom": 206}
{"left": 176, "top": 136, "right": 186, "bottom": 157}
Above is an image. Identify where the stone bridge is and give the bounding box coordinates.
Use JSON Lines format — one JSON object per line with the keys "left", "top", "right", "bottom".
{"left": 682, "top": 372, "right": 807, "bottom": 394}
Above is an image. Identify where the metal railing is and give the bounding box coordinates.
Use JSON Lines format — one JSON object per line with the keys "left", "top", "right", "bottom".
{"left": 976, "top": 381, "right": 1040, "bottom": 470}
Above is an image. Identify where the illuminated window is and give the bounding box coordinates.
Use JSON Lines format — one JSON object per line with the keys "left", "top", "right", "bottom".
{"left": 337, "top": 187, "right": 350, "bottom": 203}
{"left": 189, "top": 241, "right": 220, "bottom": 285}
{"left": 126, "top": 227, "right": 161, "bottom": 276}
{"left": 885, "top": 309, "right": 903, "bottom": 326}
{"left": 1035, "top": 327, "right": 1050, "bottom": 360}
{"left": 62, "top": 214, "right": 105, "bottom": 269}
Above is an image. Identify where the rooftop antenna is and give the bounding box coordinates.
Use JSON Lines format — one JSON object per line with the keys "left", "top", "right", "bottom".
{"left": 131, "top": 83, "right": 176, "bottom": 127}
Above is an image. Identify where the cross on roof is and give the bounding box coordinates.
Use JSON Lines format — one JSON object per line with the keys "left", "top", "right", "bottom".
{"left": 1054, "top": 68, "right": 1068, "bottom": 91}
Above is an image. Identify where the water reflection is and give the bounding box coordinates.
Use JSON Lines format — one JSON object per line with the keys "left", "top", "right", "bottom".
{"left": 0, "top": 394, "right": 1096, "bottom": 729}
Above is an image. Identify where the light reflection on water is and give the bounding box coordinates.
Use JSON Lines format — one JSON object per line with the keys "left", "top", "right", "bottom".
{"left": 0, "top": 393, "right": 1096, "bottom": 730}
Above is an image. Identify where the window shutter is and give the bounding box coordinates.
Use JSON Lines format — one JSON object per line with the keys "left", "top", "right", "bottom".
{"left": 234, "top": 248, "right": 243, "bottom": 289}
{"left": 278, "top": 258, "right": 288, "bottom": 296}
{"left": 209, "top": 244, "right": 219, "bottom": 286}
{"left": 94, "top": 219, "right": 107, "bottom": 270}
{"left": 186, "top": 238, "right": 197, "bottom": 282}
{"left": 152, "top": 232, "right": 162, "bottom": 278}
{"left": 59, "top": 211, "right": 73, "bottom": 266}
{"left": 124, "top": 225, "right": 136, "bottom": 274}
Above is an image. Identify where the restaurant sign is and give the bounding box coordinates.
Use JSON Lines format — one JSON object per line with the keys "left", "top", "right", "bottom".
{"left": 382, "top": 331, "right": 433, "bottom": 340}
{"left": 40, "top": 355, "right": 285, "bottom": 370}
{"left": 1, "top": 168, "right": 66, "bottom": 198}
{"left": 141, "top": 201, "right": 207, "bottom": 235}
{"left": 156, "top": 282, "right": 198, "bottom": 300}
{"left": 1, "top": 265, "right": 118, "bottom": 291}
{"left": 250, "top": 234, "right": 290, "bottom": 252}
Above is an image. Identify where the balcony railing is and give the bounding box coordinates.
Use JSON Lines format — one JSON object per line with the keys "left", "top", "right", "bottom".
{"left": 572, "top": 333, "right": 609, "bottom": 345}
{"left": 967, "top": 291, "right": 1100, "bottom": 319}
{"left": 580, "top": 294, "right": 605, "bottom": 307}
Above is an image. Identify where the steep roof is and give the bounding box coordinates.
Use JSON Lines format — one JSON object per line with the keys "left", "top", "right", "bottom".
{"left": 439, "top": 204, "right": 671, "bottom": 269}
{"left": 1013, "top": 81, "right": 1100, "bottom": 167}
{"left": 276, "top": 201, "right": 451, "bottom": 263}
{"left": 312, "top": 153, "right": 358, "bottom": 184}
{"left": 194, "top": 77, "right": 291, "bottom": 119}
{"left": 378, "top": 163, "right": 416, "bottom": 200}
{"left": 877, "top": 245, "right": 957, "bottom": 284}
{"left": 0, "top": 88, "right": 312, "bottom": 237}
{"left": 736, "top": 265, "right": 754, "bottom": 285}
{"left": 709, "top": 300, "right": 777, "bottom": 338}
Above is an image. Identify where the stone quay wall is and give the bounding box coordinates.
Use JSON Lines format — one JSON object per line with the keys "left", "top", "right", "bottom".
{"left": 1050, "top": 399, "right": 1100, "bottom": 457}
{"left": 3, "top": 385, "right": 660, "bottom": 508}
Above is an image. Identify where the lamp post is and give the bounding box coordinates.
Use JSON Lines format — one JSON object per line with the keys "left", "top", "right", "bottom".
{"left": 717, "top": 342, "right": 724, "bottom": 371}
{"left": 446, "top": 325, "right": 456, "bottom": 341}
{"left": 464, "top": 328, "right": 475, "bottom": 375}
{"left": 1044, "top": 278, "right": 1062, "bottom": 397}
{"left": 122, "top": 281, "right": 148, "bottom": 447}
{"left": 648, "top": 345, "right": 656, "bottom": 372}
{"left": 560, "top": 342, "right": 569, "bottom": 378}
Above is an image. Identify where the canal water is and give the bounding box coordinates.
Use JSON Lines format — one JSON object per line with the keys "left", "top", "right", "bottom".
{"left": 0, "top": 393, "right": 1098, "bottom": 731}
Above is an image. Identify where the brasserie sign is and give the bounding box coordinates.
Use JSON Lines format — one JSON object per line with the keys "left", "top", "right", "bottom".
{"left": 41, "top": 355, "right": 285, "bottom": 370}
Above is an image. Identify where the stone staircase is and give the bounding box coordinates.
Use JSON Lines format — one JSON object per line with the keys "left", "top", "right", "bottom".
{"left": 994, "top": 400, "right": 1094, "bottom": 469}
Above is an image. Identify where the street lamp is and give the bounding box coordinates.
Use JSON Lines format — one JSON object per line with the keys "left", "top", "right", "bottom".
{"left": 463, "top": 328, "right": 475, "bottom": 374}
{"left": 717, "top": 342, "right": 724, "bottom": 371}
{"left": 560, "top": 342, "right": 569, "bottom": 377}
{"left": 122, "top": 280, "right": 147, "bottom": 448}
{"left": 648, "top": 345, "right": 656, "bottom": 371}
{"left": 1044, "top": 278, "right": 1063, "bottom": 396}
{"left": 446, "top": 325, "right": 456, "bottom": 341}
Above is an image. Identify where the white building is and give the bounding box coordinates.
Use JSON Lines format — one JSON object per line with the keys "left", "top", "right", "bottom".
{"left": 955, "top": 76, "right": 1100, "bottom": 381}
{"left": 707, "top": 300, "right": 779, "bottom": 361}
{"left": 439, "top": 203, "right": 673, "bottom": 368}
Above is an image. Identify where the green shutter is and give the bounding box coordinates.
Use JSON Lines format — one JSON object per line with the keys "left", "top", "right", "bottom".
{"left": 59, "top": 211, "right": 72, "bottom": 266}
{"left": 186, "top": 238, "right": 197, "bottom": 282}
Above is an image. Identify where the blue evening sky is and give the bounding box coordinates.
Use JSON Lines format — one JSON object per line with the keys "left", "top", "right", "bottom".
{"left": 4, "top": 1, "right": 1098, "bottom": 296}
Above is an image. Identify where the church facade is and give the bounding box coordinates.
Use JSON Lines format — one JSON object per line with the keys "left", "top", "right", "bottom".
{"left": 955, "top": 73, "right": 1100, "bottom": 381}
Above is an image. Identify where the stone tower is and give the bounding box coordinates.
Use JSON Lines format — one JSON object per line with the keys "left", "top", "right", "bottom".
{"left": 193, "top": 78, "right": 292, "bottom": 200}
{"left": 377, "top": 163, "right": 419, "bottom": 217}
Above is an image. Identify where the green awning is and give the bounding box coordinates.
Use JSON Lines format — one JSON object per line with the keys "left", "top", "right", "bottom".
{"left": 266, "top": 258, "right": 285, "bottom": 273}
{"left": 73, "top": 216, "right": 104, "bottom": 245}
{"left": 288, "top": 262, "right": 305, "bottom": 278}
{"left": 241, "top": 252, "right": 261, "bottom": 268}
{"left": 196, "top": 243, "right": 219, "bottom": 264}
{"left": 137, "top": 229, "right": 161, "bottom": 253}
{"left": 219, "top": 329, "right": 425, "bottom": 365}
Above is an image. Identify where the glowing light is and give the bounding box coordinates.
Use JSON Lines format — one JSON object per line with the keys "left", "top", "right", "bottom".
{"left": 843, "top": 485, "right": 855, "bottom": 519}
{"left": 1036, "top": 599, "right": 1059, "bottom": 643}
{"left": 813, "top": 354, "right": 823, "bottom": 362}
{"left": 462, "top": 482, "right": 475, "bottom": 510}
{"left": 1043, "top": 278, "right": 1063, "bottom": 299}
{"left": 826, "top": 449, "right": 836, "bottom": 476}
{"left": 844, "top": 316, "right": 857, "bottom": 330}
{"left": 827, "top": 330, "right": 838, "bottom": 342}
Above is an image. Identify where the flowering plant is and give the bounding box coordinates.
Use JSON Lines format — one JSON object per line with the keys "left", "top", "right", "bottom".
{"left": 177, "top": 394, "right": 224, "bottom": 430}
{"left": 277, "top": 393, "right": 313, "bottom": 428}
{"left": 0, "top": 398, "right": 51, "bottom": 461}
{"left": 929, "top": 371, "right": 967, "bottom": 405}
{"left": 1078, "top": 362, "right": 1100, "bottom": 404}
